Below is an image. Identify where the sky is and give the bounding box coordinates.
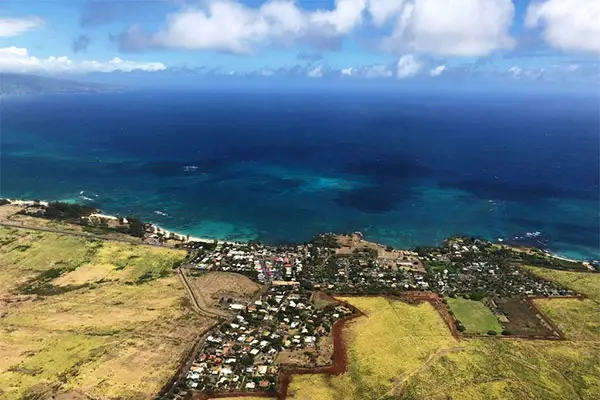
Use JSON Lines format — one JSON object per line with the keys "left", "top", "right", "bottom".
{"left": 0, "top": 0, "right": 598, "bottom": 83}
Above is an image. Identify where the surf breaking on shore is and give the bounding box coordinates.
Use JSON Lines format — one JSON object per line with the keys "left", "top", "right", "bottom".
{"left": 1, "top": 197, "right": 594, "bottom": 265}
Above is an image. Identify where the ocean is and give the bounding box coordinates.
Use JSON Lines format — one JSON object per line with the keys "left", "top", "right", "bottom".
{"left": 1, "top": 83, "right": 598, "bottom": 259}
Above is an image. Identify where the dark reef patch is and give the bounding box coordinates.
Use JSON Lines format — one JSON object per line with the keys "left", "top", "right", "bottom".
{"left": 444, "top": 179, "right": 591, "bottom": 203}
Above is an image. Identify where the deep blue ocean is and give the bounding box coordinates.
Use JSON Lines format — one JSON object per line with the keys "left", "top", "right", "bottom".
{"left": 1, "top": 84, "right": 598, "bottom": 259}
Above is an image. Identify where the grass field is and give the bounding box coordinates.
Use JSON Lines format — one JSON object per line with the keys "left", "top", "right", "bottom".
{"left": 534, "top": 298, "right": 600, "bottom": 341}
{"left": 446, "top": 297, "right": 503, "bottom": 334}
{"left": 524, "top": 266, "right": 600, "bottom": 301}
{"left": 287, "top": 297, "right": 459, "bottom": 400}
{"left": 0, "top": 226, "right": 214, "bottom": 400}
{"left": 286, "top": 296, "right": 600, "bottom": 400}
{"left": 185, "top": 270, "right": 262, "bottom": 317}
{"left": 400, "top": 334, "right": 600, "bottom": 400}
{"left": 0, "top": 204, "right": 147, "bottom": 245}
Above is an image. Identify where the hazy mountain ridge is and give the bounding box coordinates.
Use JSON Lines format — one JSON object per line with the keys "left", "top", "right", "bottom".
{"left": 0, "top": 73, "right": 120, "bottom": 95}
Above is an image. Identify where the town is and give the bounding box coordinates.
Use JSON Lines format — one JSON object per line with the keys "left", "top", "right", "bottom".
{"left": 168, "top": 232, "right": 590, "bottom": 397}
{"left": 180, "top": 233, "right": 580, "bottom": 299}
{"left": 183, "top": 285, "right": 353, "bottom": 394}
{"left": 2, "top": 200, "right": 596, "bottom": 399}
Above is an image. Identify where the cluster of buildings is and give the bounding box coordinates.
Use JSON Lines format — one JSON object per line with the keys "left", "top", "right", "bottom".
{"left": 184, "top": 234, "right": 577, "bottom": 301}
{"left": 183, "top": 285, "right": 353, "bottom": 393}
{"left": 184, "top": 242, "right": 307, "bottom": 284}
{"left": 421, "top": 238, "right": 577, "bottom": 298}
{"left": 172, "top": 234, "right": 584, "bottom": 397}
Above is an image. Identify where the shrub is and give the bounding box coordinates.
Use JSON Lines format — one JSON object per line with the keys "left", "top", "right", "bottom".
{"left": 487, "top": 330, "right": 498, "bottom": 336}
{"left": 454, "top": 319, "right": 465, "bottom": 332}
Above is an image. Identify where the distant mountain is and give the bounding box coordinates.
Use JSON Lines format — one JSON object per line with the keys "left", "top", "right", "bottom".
{"left": 0, "top": 73, "right": 120, "bottom": 95}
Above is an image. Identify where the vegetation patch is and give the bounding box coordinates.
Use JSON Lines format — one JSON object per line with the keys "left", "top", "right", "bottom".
{"left": 534, "top": 298, "right": 600, "bottom": 341}
{"left": 288, "top": 297, "right": 458, "bottom": 400}
{"left": 0, "top": 226, "right": 213, "bottom": 400}
{"left": 446, "top": 297, "right": 503, "bottom": 334}
{"left": 398, "top": 297, "right": 600, "bottom": 400}
{"left": 286, "top": 296, "right": 600, "bottom": 400}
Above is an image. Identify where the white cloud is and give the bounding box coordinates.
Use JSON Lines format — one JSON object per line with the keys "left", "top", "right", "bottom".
{"left": 115, "top": 0, "right": 519, "bottom": 57}
{"left": 364, "top": 64, "right": 393, "bottom": 78}
{"left": 508, "top": 65, "right": 522, "bottom": 76}
{"left": 505, "top": 63, "right": 598, "bottom": 82}
{"left": 341, "top": 64, "right": 393, "bottom": 77}
{"left": 0, "top": 47, "right": 166, "bottom": 73}
{"left": 123, "top": 0, "right": 368, "bottom": 53}
{"left": 429, "top": 65, "right": 446, "bottom": 76}
{"left": 367, "top": 0, "right": 406, "bottom": 26}
{"left": 0, "top": 16, "right": 43, "bottom": 37}
{"left": 307, "top": 64, "right": 326, "bottom": 78}
{"left": 525, "top": 0, "right": 600, "bottom": 54}
{"left": 311, "top": 0, "right": 367, "bottom": 35}
{"left": 396, "top": 54, "right": 421, "bottom": 78}
{"left": 383, "top": 0, "right": 516, "bottom": 56}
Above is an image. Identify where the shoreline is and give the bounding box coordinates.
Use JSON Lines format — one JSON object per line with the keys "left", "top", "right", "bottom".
{"left": 1, "top": 197, "right": 594, "bottom": 263}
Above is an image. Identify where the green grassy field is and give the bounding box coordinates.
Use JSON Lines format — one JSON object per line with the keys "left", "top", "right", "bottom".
{"left": 0, "top": 226, "right": 214, "bottom": 400}
{"left": 446, "top": 297, "right": 503, "bottom": 334}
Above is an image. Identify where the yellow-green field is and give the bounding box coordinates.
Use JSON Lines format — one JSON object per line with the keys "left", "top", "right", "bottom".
{"left": 287, "top": 296, "right": 600, "bottom": 400}
{"left": 0, "top": 226, "right": 214, "bottom": 400}
{"left": 534, "top": 298, "right": 600, "bottom": 341}
{"left": 287, "top": 297, "right": 459, "bottom": 400}
{"left": 524, "top": 265, "right": 600, "bottom": 301}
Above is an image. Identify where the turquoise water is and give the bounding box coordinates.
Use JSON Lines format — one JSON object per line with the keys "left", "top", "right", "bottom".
{"left": 1, "top": 88, "right": 598, "bottom": 259}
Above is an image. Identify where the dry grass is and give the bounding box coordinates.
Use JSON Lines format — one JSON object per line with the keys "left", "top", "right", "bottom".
{"left": 0, "top": 206, "right": 146, "bottom": 244}
{"left": 287, "top": 296, "right": 600, "bottom": 400}
{"left": 0, "top": 204, "right": 24, "bottom": 221}
{"left": 0, "top": 226, "right": 214, "bottom": 400}
{"left": 334, "top": 234, "right": 424, "bottom": 271}
{"left": 288, "top": 297, "right": 458, "bottom": 400}
{"left": 185, "top": 270, "right": 262, "bottom": 316}
{"left": 534, "top": 298, "right": 600, "bottom": 341}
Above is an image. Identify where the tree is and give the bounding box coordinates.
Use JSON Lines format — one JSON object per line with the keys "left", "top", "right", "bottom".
{"left": 126, "top": 216, "right": 145, "bottom": 238}
{"left": 454, "top": 319, "right": 465, "bottom": 332}
{"left": 469, "top": 290, "right": 487, "bottom": 301}
{"left": 240, "top": 355, "right": 254, "bottom": 367}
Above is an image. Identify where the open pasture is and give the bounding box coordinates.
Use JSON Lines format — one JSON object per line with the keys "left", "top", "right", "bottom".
{"left": 287, "top": 296, "right": 600, "bottom": 400}
{"left": 446, "top": 297, "right": 502, "bottom": 334}
{"left": 0, "top": 226, "right": 213, "bottom": 400}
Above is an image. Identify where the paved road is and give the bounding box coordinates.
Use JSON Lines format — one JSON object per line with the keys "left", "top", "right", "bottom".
{"left": 0, "top": 222, "right": 172, "bottom": 249}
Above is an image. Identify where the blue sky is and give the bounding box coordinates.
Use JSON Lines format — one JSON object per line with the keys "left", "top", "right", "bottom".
{"left": 0, "top": 0, "right": 598, "bottom": 82}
